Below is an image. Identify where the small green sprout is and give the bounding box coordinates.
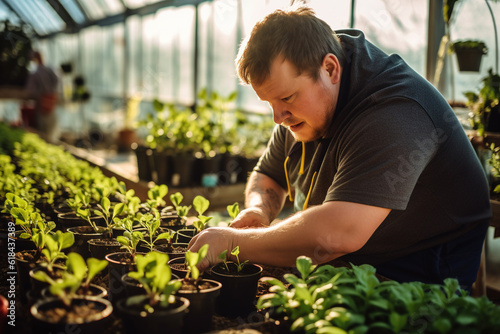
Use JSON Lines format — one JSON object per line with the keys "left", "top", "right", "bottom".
{"left": 192, "top": 195, "right": 212, "bottom": 233}
{"left": 127, "top": 252, "right": 182, "bottom": 311}
{"left": 184, "top": 244, "right": 209, "bottom": 281}
{"left": 170, "top": 192, "right": 191, "bottom": 218}
{"left": 230, "top": 246, "right": 248, "bottom": 273}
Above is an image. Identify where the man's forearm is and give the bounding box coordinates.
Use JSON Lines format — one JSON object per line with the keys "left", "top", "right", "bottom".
{"left": 244, "top": 171, "right": 287, "bottom": 223}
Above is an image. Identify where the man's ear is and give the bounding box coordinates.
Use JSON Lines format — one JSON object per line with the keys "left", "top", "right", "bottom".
{"left": 322, "top": 53, "right": 341, "bottom": 84}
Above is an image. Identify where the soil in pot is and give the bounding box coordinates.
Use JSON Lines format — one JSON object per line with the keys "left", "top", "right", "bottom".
{"left": 88, "top": 238, "right": 122, "bottom": 260}
{"left": 116, "top": 295, "right": 189, "bottom": 334}
{"left": 30, "top": 296, "right": 113, "bottom": 334}
{"left": 210, "top": 262, "right": 263, "bottom": 317}
{"left": 174, "top": 278, "right": 222, "bottom": 334}
{"left": 168, "top": 257, "right": 189, "bottom": 278}
{"left": 67, "top": 226, "right": 107, "bottom": 259}
{"left": 154, "top": 242, "right": 188, "bottom": 259}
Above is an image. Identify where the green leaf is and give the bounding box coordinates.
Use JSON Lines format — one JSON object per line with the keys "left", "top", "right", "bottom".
{"left": 87, "top": 258, "right": 108, "bottom": 282}
{"left": 296, "top": 256, "right": 316, "bottom": 280}
{"left": 218, "top": 249, "right": 228, "bottom": 261}
{"left": 193, "top": 195, "right": 210, "bottom": 216}
{"left": 389, "top": 312, "right": 408, "bottom": 332}
{"left": 227, "top": 202, "right": 239, "bottom": 219}
{"left": 67, "top": 252, "right": 87, "bottom": 280}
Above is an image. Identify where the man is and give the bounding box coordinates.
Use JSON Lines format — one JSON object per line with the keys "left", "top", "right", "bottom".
{"left": 189, "top": 6, "right": 491, "bottom": 291}
{"left": 25, "top": 50, "right": 59, "bottom": 143}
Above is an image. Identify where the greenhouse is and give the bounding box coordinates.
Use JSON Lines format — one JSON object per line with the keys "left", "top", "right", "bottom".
{"left": 1, "top": 0, "right": 500, "bottom": 333}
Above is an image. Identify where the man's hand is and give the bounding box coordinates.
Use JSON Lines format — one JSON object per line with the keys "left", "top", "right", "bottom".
{"left": 229, "top": 208, "right": 270, "bottom": 228}
{"left": 187, "top": 227, "right": 239, "bottom": 272}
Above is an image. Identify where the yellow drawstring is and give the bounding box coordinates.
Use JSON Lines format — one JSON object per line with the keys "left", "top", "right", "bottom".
{"left": 299, "top": 142, "right": 305, "bottom": 175}
{"left": 303, "top": 171, "right": 317, "bottom": 210}
{"left": 284, "top": 156, "right": 293, "bottom": 201}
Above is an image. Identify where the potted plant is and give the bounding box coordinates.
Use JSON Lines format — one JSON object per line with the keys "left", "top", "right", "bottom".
{"left": 106, "top": 214, "right": 144, "bottom": 304}
{"left": 28, "top": 230, "right": 75, "bottom": 299}
{"left": 172, "top": 244, "right": 222, "bottom": 333}
{"left": 464, "top": 69, "right": 500, "bottom": 135}
{"left": 449, "top": 40, "right": 488, "bottom": 72}
{"left": 258, "top": 256, "right": 500, "bottom": 333}
{"left": 33, "top": 252, "right": 108, "bottom": 301}
{"left": 209, "top": 203, "right": 263, "bottom": 317}
{"left": 30, "top": 253, "right": 112, "bottom": 334}
{"left": 176, "top": 195, "right": 211, "bottom": 243}
{"left": 116, "top": 251, "right": 189, "bottom": 334}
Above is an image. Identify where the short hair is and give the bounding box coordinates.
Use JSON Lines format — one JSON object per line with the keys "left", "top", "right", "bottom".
{"left": 236, "top": 6, "right": 345, "bottom": 86}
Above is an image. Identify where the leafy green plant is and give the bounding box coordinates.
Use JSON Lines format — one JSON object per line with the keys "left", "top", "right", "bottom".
{"left": 170, "top": 192, "right": 191, "bottom": 218}
{"left": 227, "top": 202, "right": 239, "bottom": 220}
{"left": 184, "top": 244, "right": 209, "bottom": 281}
{"left": 192, "top": 195, "right": 212, "bottom": 233}
{"left": 31, "top": 252, "right": 107, "bottom": 307}
{"left": 258, "top": 256, "right": 500, "bottom": 333}
{"left": 449, "top": 40, "right": 488, "bottom": 54}
{"left": 127, "top": 251, "right": 182, "bottom": 311}
{"left": 144, "top": 184, "right": 169, "bottom": 212}
{"left": 218, "top": 246, "right": 248, "bottom": 273}
{"left": 136, "top": 209, "right": 175, "bottom": 252}
{"left": 93, "top": 196, "right": 126, "bottom": 237}
{"left": 464, "top": 69, "right": 500, "bottom": 136}
{"left": 116, "top": 214, "right": 143, "bottom": 260}
{"left": 39, "top": 230, "right": 75, "bottom": 275}
{"left": 4, "top": 193, "right": 56, "bottom": 257}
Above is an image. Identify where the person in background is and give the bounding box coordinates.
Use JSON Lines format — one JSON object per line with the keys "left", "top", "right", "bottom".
{"left": 188, "top": 5, "right": 491, "bottom": 292}
{"left": 25, "top": 50, "right": 59, "bottom": 143}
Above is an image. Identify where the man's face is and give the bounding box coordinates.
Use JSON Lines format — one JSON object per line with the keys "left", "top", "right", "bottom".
{"left": 252, "top": 54, "right": 341, "bottom": 142}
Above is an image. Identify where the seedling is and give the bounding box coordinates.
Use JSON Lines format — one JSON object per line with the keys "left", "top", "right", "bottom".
{"left": 227, "top": 202, "right": 239, "bottom": 220}
{"left": 218, "top": 249, "right": 229, "bottom": 272}
{"left": 184, "top": 244, "right": 209, "bottom": 282}
{"left": 39, "top": 230, "right": 75, "bottom": 275}
{"left": 116, "top": 214, "right": 143, "bottom": 261}
{"left": 31, "top": 252, "right": 107, "bottom": 307}
{"left": 5, "top": 193, "right": 57, "bottom": 258}
{"left": 192, "top": 195, "right": 212, "bottom": 232}
{"left": 170, "top": 192, "right": 191, "bottom": 218}
{"left": 217, "top": 245, "right": 248, "bottom": 273}
{"left": 93, "top": 196, "right": 126, "bottom": 237}
{"left": 136, "top": 209, "right": 176, "bottom": 252}
{"left": 144, "top": 184, "right": 170, "bottom": 211}
{"left": 127, "top": 252, "right": 182, "bottom": 311}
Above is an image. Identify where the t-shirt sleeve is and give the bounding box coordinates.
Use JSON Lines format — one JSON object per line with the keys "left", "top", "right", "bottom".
{"left": 325, "top": 98, "right": 439, "bottom": 210}
{"left": 254, "top": 125, "right": 289, "bottom": 190}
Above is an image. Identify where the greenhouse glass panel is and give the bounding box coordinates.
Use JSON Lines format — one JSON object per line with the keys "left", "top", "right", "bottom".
{"left": 6, "top": 0, "right": 65, "bottom": 35}
{"left": 123, "top": 0, "right": 160, "bottom": 9}
{"left": 59, "top": 0, "right": 87, "bottom": 24}
{"left": 354, "top": 0, "right": 428, "bottom": 76}
{"left": 126, "top": 15, "right": 142, "bottom": 96}
{"left": 0, "top": 1, "right": 21, "bottom": 24}
{"left": 77, "top": 0, "right": 107, "bottom": 20}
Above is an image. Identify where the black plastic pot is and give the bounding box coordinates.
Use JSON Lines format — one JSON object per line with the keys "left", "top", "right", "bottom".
{"left": 160, "top": 210, "right": 185, "bottom": 231}
{"left": 171, "top": 153, "right": 195, "bottom": 187}
{"left": 153, "top": 150, "right": 172, "bottom": 185}
{"left": 30, "top": 296, "right": 113, "bottom": 334}
{"left": 210, "top": 262, "right": 263, "bottom": 317}
{"left": 88, "top": 238, "right": 122, "bottom": 260}
{"left": 116, "top": 295, "right": 189, "bottom": 334}
{"left": 174, "top": 278, "right": 222, "bottom": 333}
{"left": 15, "top": 250, "right": 42, "bottom": 301}
{"left": 57, "top": 212, "right": 105, "bottom": 232}
{"left": 67, "top": 226, "right": 107, "bottom": 259}
{"left": 154, "top": 242, "right": 188, "bottom": 259}
{"left": 238, "top": 156, "right": 260, "bottom": 183}
{"left": 105, "top": 252, "right": 144, "bottom": 304}
{"left": 133, "top": 144, "right": 155, "bottom": 182}
{"left": 455, "top": 47, "right": 485, "bottom": 72}
{"left": 220, "top": 153, "right": 241, "bottom": 185}
{"left": 168, "top": 257, "right": 189, "bottom": 278}
{"left": 176, "top": 226, "right": 197, "bottom": 244}
{"left": 42, "top": 283, "right": 108, "bottom": 299}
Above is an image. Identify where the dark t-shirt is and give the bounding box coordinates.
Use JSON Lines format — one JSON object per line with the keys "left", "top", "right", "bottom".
{"left": 255, "top": 30, "right": 491, "bottom": 267}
